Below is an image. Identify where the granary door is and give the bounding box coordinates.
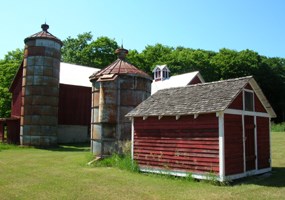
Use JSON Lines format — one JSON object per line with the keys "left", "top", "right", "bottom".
{"left": 244, "top": 115, "right": 256, "bottom": 171}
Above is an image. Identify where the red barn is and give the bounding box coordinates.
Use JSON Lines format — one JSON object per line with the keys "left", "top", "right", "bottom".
{"left": 0, "top": 62, "right": 99, "bottom": 144}
{"left": 126, "top": 76, "right": 276, "bottom": 181}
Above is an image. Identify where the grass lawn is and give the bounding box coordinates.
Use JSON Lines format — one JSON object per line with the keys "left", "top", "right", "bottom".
{"left": 0, "top": 132, "right": 284, "bottom": 200}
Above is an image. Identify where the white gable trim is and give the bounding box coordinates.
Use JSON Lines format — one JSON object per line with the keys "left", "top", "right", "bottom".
{"left": 224, "top": 109, "right": 270, "bottom": 118}
{"left": 248, "top": 79, "right": 276, "bottom": 118}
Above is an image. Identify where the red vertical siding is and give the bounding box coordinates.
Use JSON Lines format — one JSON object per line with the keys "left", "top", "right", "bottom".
{"left": 6, "top": 119, "right": 20, "bottom": 144}
{"left": 257, "top": 117, "right": 270, "bottom": 169}
{"left": 188, "top": 76, "right": 202, "bottom": 85}
{"left": 254, "top": 93, "right": 267, "bottom": 113}
{"left": 134, "top": 114, "right": 219, "bottom": 174}
{"left": 228, "top": 92, "right": 243, "bottom": 110}
{"left": 244, "top": 84, "right": 252, "bottom": 90}
{"left": 10, "top": 65, "right": 23, "bottom": 117}
{"left": 224, "top": 114, "right": 244, "bottom": 175}
{"left": 245, "top": 116, "right": 256, "bottom": 171}
{"left": 0, "top": 119, "right": 20, "bottom": 144}
{"left": 58, "top": 84, "right": 91, "bottom": 125}
{"left": 0, "top": 121, "right": 4, "bottom": 141}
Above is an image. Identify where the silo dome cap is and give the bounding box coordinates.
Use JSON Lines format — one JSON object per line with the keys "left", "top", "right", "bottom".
{"left": 24, "top": 23, "right": 63, "bottom": 46}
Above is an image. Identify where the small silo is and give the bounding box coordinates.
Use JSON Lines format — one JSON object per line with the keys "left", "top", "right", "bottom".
{"left": 21, "top": 24, "right": 63, "bottom": 146}
{"left": 90, "top": 47, "right": 152, "bottom": 157}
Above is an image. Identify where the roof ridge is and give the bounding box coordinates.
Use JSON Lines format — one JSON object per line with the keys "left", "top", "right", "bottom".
{"left": 158, "top": 76, "right": 252, "bottom": 92}
{"left": 194, "top": 75, "right": 252, "bottom": 85}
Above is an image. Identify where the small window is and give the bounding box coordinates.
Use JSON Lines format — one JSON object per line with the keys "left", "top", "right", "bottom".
{"left": 244, "top": 91, "right": 254, "bottom": 111}
{"left": 155, "top": 69, "right": 161, "bottom": 79}
{"left": 162, "top": 68, "right": 169, "bottom": 79}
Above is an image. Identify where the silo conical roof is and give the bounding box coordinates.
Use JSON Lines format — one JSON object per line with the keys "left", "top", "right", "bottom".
{"left": 90, "top": 47, "right": 152, "bottom": 81}
{"left": 24, "top": 23, "right": 63, "bottom": 46}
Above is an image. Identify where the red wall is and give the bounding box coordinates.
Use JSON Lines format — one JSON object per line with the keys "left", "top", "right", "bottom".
{"left": 188, "top": 76, "right": 202, "bottom": 85}
{"left": 134, "top": 114, "right": 219, "bottom": 174}
{"left": 255, "top": 93, "right": 267, "bottom": 113}
{"left": 228, "top": 92, "right": 243, "bottom": 110}
{"left": 58, "top": 84, "right": 91, "bottom": 126}
{"left": 6, "top": 119, "right": 20, "bottom": 144}
{"left": 10, "top": 65, "right": 23, "bottom": 118}
{"left": 228, "top": 85, "right": 267, "bottom": 113}
{"left": 224, "top": 114, "right": 244, "bottom": 175}
{"left": 257, "top": 117, "right": 270, "bottom": 169}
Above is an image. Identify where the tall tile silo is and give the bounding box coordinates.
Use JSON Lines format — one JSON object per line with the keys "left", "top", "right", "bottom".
{"left": 90, "top": 47, "right": 152, "bottom": 157}
{"left": 21, "top": 24, "right": 63, "bottom": 146}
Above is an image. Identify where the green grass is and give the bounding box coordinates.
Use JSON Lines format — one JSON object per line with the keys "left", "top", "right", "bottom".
{"left": 271, "top": 122, "right": 285, "bottom": 132}
{"left": 92, "top": 153, "right": 140, "bottom": 172}
{"left": 0, "top": 142, "right": 22, "bottom": 151}
{"left": 0, "top": 133, "right": 284, "bottom": 200}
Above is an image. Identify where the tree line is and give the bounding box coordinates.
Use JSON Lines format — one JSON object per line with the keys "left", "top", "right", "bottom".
{"left": 0, "top": 32, "right": 284, "bottom": 122}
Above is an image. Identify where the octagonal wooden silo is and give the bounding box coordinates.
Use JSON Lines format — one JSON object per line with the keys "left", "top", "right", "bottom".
{"left": 90, "top": 47, "right": 152, "bottom": 157}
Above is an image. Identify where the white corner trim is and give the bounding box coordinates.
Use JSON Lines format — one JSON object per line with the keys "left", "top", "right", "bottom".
{"left": 218, "top": 112, "right": 225, "bottom": 181}
{"left": 176, "top": 115, "right": 180, "bottom": 120}
{"left": 143, "top": 116, "right": 148, "bottom": 120}
{"left": 131, "top": 118, "right": 134, "bottom": 160}
{"left": 158, "top": 115, "right": 163, "bottom": 120}
{"left": 194, "top": 114, "right": 199, "bottom": 119}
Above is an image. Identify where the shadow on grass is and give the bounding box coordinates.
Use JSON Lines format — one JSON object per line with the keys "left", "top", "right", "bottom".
{"left": 233, "top": 167, "right": 285, "bottom": 188}
{"left": 39, "top": 143, "right": 90, "bottom": 152}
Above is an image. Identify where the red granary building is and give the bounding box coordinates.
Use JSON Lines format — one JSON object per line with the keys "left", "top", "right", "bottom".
{"left": 126, "top": 76, "right": 276, "bottom": 181}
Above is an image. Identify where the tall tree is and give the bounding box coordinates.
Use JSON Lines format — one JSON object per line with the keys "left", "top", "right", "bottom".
{"left": 138, "top": 43, "right": 174, "bottom": 74}
{"left": 0, "top": 49, "right": 23, "bottom": 117}
{"left": 61, "top": 33, "right": 119, "bottom": 68}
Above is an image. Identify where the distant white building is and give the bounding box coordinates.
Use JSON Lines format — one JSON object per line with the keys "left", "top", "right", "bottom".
{"left": 151, "top": 64, "right": 205, "bottom": 94}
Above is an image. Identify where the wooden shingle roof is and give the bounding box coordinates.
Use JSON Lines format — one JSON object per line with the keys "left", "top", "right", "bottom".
{"left": 126, "top": 76, "right": 276, "bottom": 118}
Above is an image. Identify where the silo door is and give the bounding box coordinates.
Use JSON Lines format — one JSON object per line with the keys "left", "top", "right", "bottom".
{"left": 244, "top": 116, "right": 256, "bottom": 171}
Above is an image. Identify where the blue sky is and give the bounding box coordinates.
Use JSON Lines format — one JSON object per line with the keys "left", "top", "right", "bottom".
{"left": 0, "top": 0, "right": 284, "bottom": 59}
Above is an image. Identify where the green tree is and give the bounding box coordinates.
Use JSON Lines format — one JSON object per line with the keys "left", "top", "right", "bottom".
{"left": 256, "top": 57, "right": 285, "bottom": 122}
{"left": 61, "top": 32, "right": 119, "bottom": 68}
{"left": 0, "top": 49, "right": 23, "bottom": 117}
{"left": 169, "top": 47, "right": 217, "bottom": 81}
{"left": 138, "top": 43, "right": 174, "bottom": 74}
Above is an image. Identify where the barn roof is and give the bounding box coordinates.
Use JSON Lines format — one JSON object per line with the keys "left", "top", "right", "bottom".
{"left": 89, "top": 48, "right": 152, "bottom": 81}
{"left": 60, "top": 62, "right": 100, "bottom": 87}
{"left": 10, "top": 62, "right": 99, "bottom": 90}
{"left": 151, "top": 71, "right": 204, "bottom": 94}
{"left": 126, "top": 76, "right": 276, "bottom": 118}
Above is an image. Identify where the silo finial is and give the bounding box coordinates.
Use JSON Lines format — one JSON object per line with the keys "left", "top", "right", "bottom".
{"left": 115, "top": 47, "right": 128, "bottom": 60}
{"left": 41, "top": 23, "right": 49, "bottom": 32}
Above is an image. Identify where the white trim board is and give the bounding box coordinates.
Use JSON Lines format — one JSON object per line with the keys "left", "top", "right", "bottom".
{"left": 131, "top": 118, "right": 134, "bottom": 160}
{"left": 139, "top": 167, "right": 272, "bottom": 182}
{"left": 218, "top": 112, "right": 225, "bottom": 182}
{"left": 224, "top": 109, "right": 269, "bottom": 118}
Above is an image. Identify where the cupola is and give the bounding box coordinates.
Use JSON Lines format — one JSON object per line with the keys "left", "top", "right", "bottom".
{"left": 152, "top": 65, "right": 170, "bottom": 81}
